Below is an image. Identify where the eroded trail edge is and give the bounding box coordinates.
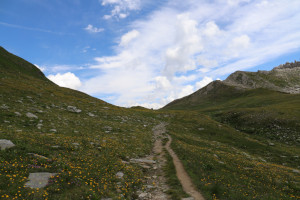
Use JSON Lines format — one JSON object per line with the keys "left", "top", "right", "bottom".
{"left": 165, "top": 134, "right": 205, "bottom": 200}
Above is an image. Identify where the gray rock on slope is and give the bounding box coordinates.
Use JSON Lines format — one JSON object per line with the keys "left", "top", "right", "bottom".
{"left": 0, "top": 139, "right": 15, "bottom": 150}
{"left": 67, "top": 106, "right": 82, "bottom": 113}
{"left": 25, "top": 172, "right": 56, "bottom": 188}
{"left": 26, "top": 112, "right": 38, "bottom": 119}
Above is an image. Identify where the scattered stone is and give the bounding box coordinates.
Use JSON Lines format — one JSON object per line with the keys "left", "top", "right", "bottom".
{"left": 25, "top": 172, "right": 56, "bottom": 188}
{"left": 1, "top": 104, "right": 9, "bottom": 109}
{"left": 50, "top": 129, "right": 57, "bottom": 133}
{"left": 88, "top": 112, "right": 95, "bottom": 117}
{"left": 146, "top": 185, "right": 155, "bottom": 189}
{"left": 121, "top": 160, "right": 129, "bottom": 164}
{"left": 116, "top": 171, "right": 124, "bottom": 179}
{"left": 130, "top": 158, "right": 156, "bottom": 164}
{"left": 138, "top": 193, "right": 148, "bottom": 198}
{"left": 101, "top": 198, "right": 112, "bottom": 200}
{"left": 292, "top": 169, "right": 300, "bottom": 174}
{"left": 198, "top": 128, "right": 205, "bottom": 131}
{"left": 37, "top": 124, "right": 43, "bottom": 129}
{"left": 28, "top": 153, "right": 49, "bottom": 160}
{"left": 141, "top": 165, "right": 151, "bottom": 169}
{"left": 268, "top": 142, "right": 275, "bottom": 146}
{"left": 26, "top": 112, "right": 38, "bottom": 119}
{"left": 72, "top": 142, "right": 80, "bottom": 146}
{"left": 67, "top": 106, "right": 81, "bottom": 113}
{"left": 0, "top": 139, "right": 15, "bottom": 150}
{"left": 15, "top": 112, "right": 21, "bottom": 116}
{"left": 51, "top": 145, "right": 60, "bottom": 149}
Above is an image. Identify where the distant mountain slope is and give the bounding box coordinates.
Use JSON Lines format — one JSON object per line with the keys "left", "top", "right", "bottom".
{"left": 163, "top": 63, "right": 300, "bottom": 144}
{"left": 224, "top": 61, "right": 300, "bottom": 94}
{"left": 164, "top": 61, "right": 300, "bottom": 110}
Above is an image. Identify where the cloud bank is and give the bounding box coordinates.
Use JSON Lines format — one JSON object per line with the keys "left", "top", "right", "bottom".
{"left": 47, "top": 72, "right": 82, "bottom": 90}
{"left": 81, "top": 0, "right": 300, "bottom": 108}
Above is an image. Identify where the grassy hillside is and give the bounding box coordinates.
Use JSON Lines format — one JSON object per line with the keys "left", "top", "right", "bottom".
{"left": 0, "top": 47, "right": 163, "bottom": 199}
{"left": 1, "top": 47, "right": 299, "bottom": 200}
{"left": 163, "top": 81, "right": 300, "bottom": 145}
{"left": 165, "top": 111, "right": 300, "bottom": 200}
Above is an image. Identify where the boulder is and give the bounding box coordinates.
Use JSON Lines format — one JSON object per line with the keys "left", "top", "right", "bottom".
{"left": 26, "top": 112, "right": 38, "bottom": 119}
{"left": 25, "top": 172, "right": 56, "bottom": 188}
{"left": 0, "top": 139, "right": 15, "bottom": 150}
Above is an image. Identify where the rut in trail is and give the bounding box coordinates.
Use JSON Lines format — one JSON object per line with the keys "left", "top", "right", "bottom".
{"left": 165, "top": 135, "right": 205, "bottom": 200}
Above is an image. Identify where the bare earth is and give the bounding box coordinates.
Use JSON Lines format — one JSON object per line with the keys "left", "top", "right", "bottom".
{"left": 166, "top": 135, "right": 205, "bottom": 200}
{"left": 149, "top": 123, "right": 205, "bottom": 200}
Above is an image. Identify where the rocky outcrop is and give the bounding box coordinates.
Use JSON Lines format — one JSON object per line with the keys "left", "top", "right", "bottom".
{"left": 224, "top": 61, "right": 300, "bottom": 94}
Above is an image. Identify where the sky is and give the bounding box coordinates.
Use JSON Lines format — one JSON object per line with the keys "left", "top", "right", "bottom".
{"left": 1, "top": 0, "right": 300, "bottom": 109}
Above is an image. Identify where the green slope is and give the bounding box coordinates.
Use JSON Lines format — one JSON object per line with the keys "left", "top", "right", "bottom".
{"left": 0, "top": 47, "right": 160, "bottom": 199}
{"left": 0, "top": 47, "right": 47, "bottom": 81}
{"left": 163, "top": 79, "right": 300, "bottom": 145}
{"left": 1, "top": 47, "right": 299, "bottom": 200}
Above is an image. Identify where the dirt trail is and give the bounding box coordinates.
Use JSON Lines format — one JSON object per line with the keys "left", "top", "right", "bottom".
{"left": 143, "top": 123, "right": 169, "bottom": 199}
{"left": 165, "top": 135, "right": 205, "bottom": 200}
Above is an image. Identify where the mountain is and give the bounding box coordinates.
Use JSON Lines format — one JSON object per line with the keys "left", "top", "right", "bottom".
{"left": 224, "top": 61, "right": 300, "bottom": 94}
{"left": 1, "top": 47, "right": 299, "bottom": 200}
{"left": 163, "top": 63, "right": 300, "bottom": 145}
{"left": 0, "top": 47, "right": 48, "bottom": 81}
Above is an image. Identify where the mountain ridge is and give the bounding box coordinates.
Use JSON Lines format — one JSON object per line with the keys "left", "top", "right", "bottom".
{"left": 163, "top": 61, "right": 300, "bottom": 110}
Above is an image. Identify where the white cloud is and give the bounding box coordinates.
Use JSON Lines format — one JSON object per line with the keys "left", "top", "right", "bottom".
{"left": 81, "top": 0, "right": 300, "bottom": 109}
{"left": 120, "top": 30, "right": 140, "bottom": 46}
{"left": 101, "top": 0, "right": 141, "bottom": 19}
{"left": 84, "top": 24, "right": 104, "bottom": 33}
{"left": 178, "top": 85, "right": 194, "bottom": 98}
{"left": 195, "top": 77, "right": 213, "bottom": 90}
{"left": 47, "top": 72, "right": 82, "bottom": 90}
{"left": 163, "top": 14, "right": 203, "bottom": 79}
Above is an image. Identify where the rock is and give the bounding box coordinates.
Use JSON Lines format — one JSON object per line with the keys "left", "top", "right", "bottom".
{"left": 37, "top": 124, "right": 43, "bottom": 129}
{"left": 67, "top": 106, "right": 81, "bottom": 113}
{"left": 146, "top": 185, "right": 155, "bottom": 189}
{"left": 182, "top": 198, "right": 194, "bottom": 200}
{"left": 15, "top": 112, "right": 21, "bottom": 116}
{"left": 138, "top": 193, "right": 148, "bottom": 198}
{"left": 26, "top": 112, "right": 38, "bottom": 119}
{"left": 268, "top": 142, "right": 275, "bottom": 146}
{"left": 51, "top": 145, "right": 60, "bottom": 148}
{"left": 88, "top": 112, "right": 95, "bottom": 117}
{"left": 116, "top": 171, "right": 124, "bottom": 179}
{"left": 101, "top": 198, "right": 112, "bottom": 200}
{"left": 198, "top": 128, "right": 205, "bottom": 131}
{"left": 130, "top": 159, "right": 156, "bottom": 164}
{"left": 28, "top": 153, "right": 49, "bottom": 160}
{"left": 25, "top": 172, "right": 56, "bottom": 188}
{"left": 292, "top": 169, "right": 300, "bottom": 174}
{"left": 72, "top": 143, "right": 80, "bottom": 146}
{"left": 0, "top": 139, "right": 15, "bottom": 150}
{"left": 50, "top": 129, "right": 57, "bottom": 133}
{"left": 1, "top": 104, "right": 9, "bottom": 109}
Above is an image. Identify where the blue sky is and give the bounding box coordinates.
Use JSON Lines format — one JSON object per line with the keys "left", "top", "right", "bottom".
{"left": 1, "top": 0, "right": 300, "bottom": 108}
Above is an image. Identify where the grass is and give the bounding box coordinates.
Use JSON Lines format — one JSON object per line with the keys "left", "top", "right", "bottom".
{"left": 164, "top": 111, "right": 300, "bottom": 200}
{"left": 164, "top": 149, "right": 189, "bottom": 200}
{"left": 1, "top": 47, "right": 299, "bottom": 199}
